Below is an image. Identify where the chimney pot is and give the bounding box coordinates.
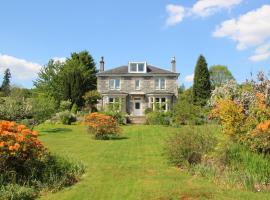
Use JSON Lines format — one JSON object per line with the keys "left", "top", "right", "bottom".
{"left": 171, "top": 56, "right": 176, "bottom": 73}
{"left": 99, "top": 56, "right": 104, "bottom": 72}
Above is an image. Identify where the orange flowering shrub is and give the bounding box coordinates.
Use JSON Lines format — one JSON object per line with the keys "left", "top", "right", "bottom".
{"left": 85, "top": 112, "right": 120, "bottom": 139}
{"left": 0, "top": 121, "right": 45, "bottom": 169}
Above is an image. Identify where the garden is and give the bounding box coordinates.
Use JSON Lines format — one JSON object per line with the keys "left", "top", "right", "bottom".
{"left": 1, "top": 52, "right": 270, "bottom": 199}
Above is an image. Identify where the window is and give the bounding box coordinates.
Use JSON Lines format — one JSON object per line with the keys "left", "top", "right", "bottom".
{"left": 108, "top": 97, "right": 121, "bottom": 110}
{"left": 135, "top": 79, "right": 141, "bottom": 90}
{"left": 135, "top": 102, "right": 140, "bottom": 109}
{"left": 128, "top": 62, "right": 146, "bottom": 73}
{"left": 109, "top": 79, "right": 120, "bottom": 90}
{"left": 149, "top": 97, "right": 168, "bottom": 111}
{"left": 155, "top": 78, "right": 166, "bottom": 90}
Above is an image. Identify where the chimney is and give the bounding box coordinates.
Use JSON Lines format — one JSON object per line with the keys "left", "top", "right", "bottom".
{"left": 99, "top": 56, "right": 104, "bottom": 72}
{"left": 171, "top": 56, "right": 176, "bottom": 73}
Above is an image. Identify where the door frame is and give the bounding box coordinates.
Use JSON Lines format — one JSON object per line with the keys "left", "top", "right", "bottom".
{"left": 133, "top": 98, "right": 142, "bottom": 116}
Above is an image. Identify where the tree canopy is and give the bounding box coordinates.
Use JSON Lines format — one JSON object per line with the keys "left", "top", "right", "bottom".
{"left": 34, "top": 50, "right": 97, "bottom": 107}
{"left": 209, "top": 65, "right": 235, "bottom": 88}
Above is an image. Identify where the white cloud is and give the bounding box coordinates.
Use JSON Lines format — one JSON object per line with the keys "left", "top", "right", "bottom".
{"left": 184, "top": 74, "right": 194, "bottom": 82}
{"left": 191, "top": 0, "right": 242, "bottom": 17}
{"left": 165, "top": 0, "right": 242, "bottom": 26}
{"left": 213, "top": 5, "right": 270, "bottom": 50}
{"left": 0, "top": 54, "right": 42, "bottom": 81}
{"left": 165, "top": 4, "right": 185, "bottom": 26}
{"left": 249, "top": 43, "right": 270, "bottom": 62}
{"left": 53, "top": 57, "right": 66, "bottom": 63}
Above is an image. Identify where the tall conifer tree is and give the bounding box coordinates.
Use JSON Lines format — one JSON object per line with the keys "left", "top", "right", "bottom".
{"left": 192, "top": 55, "right": 211, "bottom": 106}
{"left": 2, "top": 68, "right": 11, "bottom": 96}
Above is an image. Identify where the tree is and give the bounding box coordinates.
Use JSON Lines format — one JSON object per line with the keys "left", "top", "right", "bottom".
{"left": 34, "top": 59, "right": 64, "bottom": 104}
{"left": 193, "top": 55, "right": 211, "bottom": 106}
{"left": 61, "top": 51, "right": 97, "bottom": 107}
{"left": 209, "top": 65, "right": 235, "bottom": 88}
{"left": 83, "top": 90, "right": 101, "bottom": 112}
{"left": 1, "top": 68, "right": 11, "bottom": 96}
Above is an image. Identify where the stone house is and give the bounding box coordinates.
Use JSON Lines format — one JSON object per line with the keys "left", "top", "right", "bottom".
{"left": 96, "top": 57, "right": 179, "bottom": 116}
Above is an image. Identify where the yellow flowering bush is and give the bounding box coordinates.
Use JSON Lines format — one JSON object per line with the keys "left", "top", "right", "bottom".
{"left": 211, "top": 99, "right": 246, "bottom": 136}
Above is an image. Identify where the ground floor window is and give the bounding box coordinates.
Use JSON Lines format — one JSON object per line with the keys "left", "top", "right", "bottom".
{"left": 108, "top": 97, "right": 121, "bottom": 110}
{"left": 148, "top": 97, "right": 168, "bottom": 111}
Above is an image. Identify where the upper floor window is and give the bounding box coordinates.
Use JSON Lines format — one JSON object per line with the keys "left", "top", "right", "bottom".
{"left": 109, "top": 79, "right": 120, "bottom": 90}
{"left": 135, "top": 79, "right": 141, "bottom": 90}
{"left": 128, "top": 62, "right": 147, "bottom": 73}
{"left": 155, "top": 78, "right": 165, "bottom": 90}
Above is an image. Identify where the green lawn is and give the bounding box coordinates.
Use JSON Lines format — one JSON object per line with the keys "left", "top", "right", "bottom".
{"left": 37, "top": 124, "right": 270, "bottom": 200}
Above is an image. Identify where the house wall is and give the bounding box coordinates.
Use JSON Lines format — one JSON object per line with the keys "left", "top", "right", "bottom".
{"left": 97, "top": 76, "right": 178, "bottom": 96}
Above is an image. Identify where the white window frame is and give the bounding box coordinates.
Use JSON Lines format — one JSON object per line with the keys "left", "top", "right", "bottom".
{"left": 155, "top": 78, "right": 166, "bottom": 90}
{"left": 128, "top": 62, "right": 147, "bottom": 73}
{"left": 109, "top": 78, "right": 121, "bottom": 90}
{"left": 135, "top": 79, "right": 141, "bottom": 90}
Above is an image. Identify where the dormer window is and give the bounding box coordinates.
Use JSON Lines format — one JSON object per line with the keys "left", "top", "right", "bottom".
{"left": 128, "top": 62, "right": 147, "bottom": 73}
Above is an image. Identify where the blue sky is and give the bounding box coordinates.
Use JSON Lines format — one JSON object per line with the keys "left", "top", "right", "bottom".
{"left": 0, "top": 0, "right": 270, "bottom": 88}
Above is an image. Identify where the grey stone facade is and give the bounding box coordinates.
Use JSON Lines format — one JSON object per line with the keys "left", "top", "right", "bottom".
{"left": 96, "top": 60, "right": 179, "bottom": 116}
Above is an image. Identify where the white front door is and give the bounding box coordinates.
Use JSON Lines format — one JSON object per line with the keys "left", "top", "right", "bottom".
{"left": 134, "top": 100, "right": 142, "bottom": 116}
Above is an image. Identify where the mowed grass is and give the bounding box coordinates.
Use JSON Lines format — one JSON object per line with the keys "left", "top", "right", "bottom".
{"left": 37, "top": 124, "right": 270, "bottom": 200}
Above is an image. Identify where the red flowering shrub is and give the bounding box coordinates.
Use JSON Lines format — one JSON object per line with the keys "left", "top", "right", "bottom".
{"left": 85, "top": 112, "right": 120, "bottom": 139}
{"left": 0, "top": 121, "right": 45, "bottom": 169}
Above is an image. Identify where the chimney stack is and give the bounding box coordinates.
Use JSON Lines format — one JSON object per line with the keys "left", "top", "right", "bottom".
{"left": 99, "top": 56, "right": 104, "bottom": 72}
{"left": 171, "top": 56, "right": 176, "bottom": 73}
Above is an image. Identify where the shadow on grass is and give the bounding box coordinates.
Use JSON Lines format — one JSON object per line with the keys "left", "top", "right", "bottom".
{"left": 40, "top": 128, "right": 72, "bottom": 133}
{"left": 95, "top": 136, "right": 129, "bottom": 140}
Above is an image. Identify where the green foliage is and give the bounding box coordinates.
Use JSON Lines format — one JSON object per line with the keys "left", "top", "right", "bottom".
{"left": 83, "top": 90, "right": 101, "bottom": 112}
{"left": 0, "top": 153, "right": 85, "bottom": 199}
{"left": 60, "top": 100, "right": 72, "bottom": 111}
{"left": 0, "top": 184, "right": 35, "bottom": 200}
{"left": 146, "top": 111, "right": 171, "bottom": 125}
{"left": 61, "top": 51, "right": 97, "bottom": 107}
{"left": 34, "top": 51, "right": 97, "bottom": 108}
{"left": 193, "top": 55, "right": 211, "bottom": 106}
{"left": 1, "top": 68, "right": 11, "bottom": 96}
{"left": 172, "top": 89, "right": 207, "bottom": 125}
{"left": 29, "top": 92, "right": 57, "bottom": 126}
{"left": 209, "top": 65, "right": 235, "bottom": 88}
{"left": 34, "top": 60, "right": 64, "bottom": 104}
{"left": 71, "top": 103, "right": 78, "bottom": 114}
{"left": 165, "top": 126, "right": 217, "bottom": 167}
{"left": 58, "top": 110, "right": 76, "bottom": 125}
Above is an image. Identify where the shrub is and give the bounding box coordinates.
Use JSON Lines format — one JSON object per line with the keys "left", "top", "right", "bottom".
{"left": 102, "top": 110, "right": 127, "bottom": 125}
{"left": 59, "top": 100, "right": 72, "bottom": 111}
{"left": 58, "top": 110, "right": 76, "bottom": 125}
{"left": 85, "top": 112, "right": 120, "bottom": 139}
{"left": 71, "top": 103, "right": 78, "bottom": 114}
{"left": 0, "top": 120, "right": 85, "bottom": 198}
{"left": 0, "top": 121, "right": 45, "bottom": 171}
{"left": 146, "top": 111, "right": 171, "bottom": 126}
{"left": 172, "top": 98, "right": 207, "bottom": 125}
{"left": 165, "top": 126, "right": 217, "bottom": 167}
{"left": 210, "top": 99, "right": 246, "bottom": 136}
{"left": 1, "top": 184, "right": 36, "bottom": 200}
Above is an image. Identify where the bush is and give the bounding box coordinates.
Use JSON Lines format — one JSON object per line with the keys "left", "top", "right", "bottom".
{"left": 60, "top": 100, "right": 72, "bottom": 111}
{"left": 172, "top": 98, "right": 207, "bottom": 126}
{"left": 146, "top": 111, "right": 171, "bottom": 125}
{"left": 58, "top": 110, "right": 76, "bottom": 125}
{"left": 211, "top": 99, "right": 246, "bottom": 136}
{"left": 0, "top": 184, "right": 36, "bottom": 200}
{"left": 165, "top": 126, "right": 217, "bottom": 167}
{"left": 0, "top": 120, "right": 85, "bottom": 199}
{"left": 71, "top": 103, "right": 78, "bottom": 114}
{"left": 85, "top": 112, "right": 120, "bottom": 139}
{"left": 102, "top": 110, "right": 127, "bottom": 125}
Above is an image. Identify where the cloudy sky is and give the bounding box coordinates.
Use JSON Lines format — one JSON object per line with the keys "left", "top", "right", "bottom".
{"left": 0, "top": 0, "right": 269, "bottom": 88}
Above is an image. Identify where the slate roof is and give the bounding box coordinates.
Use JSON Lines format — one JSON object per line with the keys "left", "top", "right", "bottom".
{"left": 97, "top": 65, "right": 179, "bottom": 76}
